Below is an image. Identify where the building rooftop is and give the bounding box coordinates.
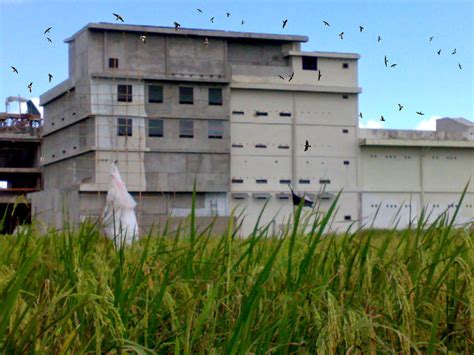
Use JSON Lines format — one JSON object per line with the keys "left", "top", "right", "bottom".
{"left": 64, "top": 22, "right": 309, "bottom": 44}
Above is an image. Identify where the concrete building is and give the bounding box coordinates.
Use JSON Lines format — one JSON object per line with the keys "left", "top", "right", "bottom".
{"left": 30, "top": 23, "right": 473, "bottom": 236}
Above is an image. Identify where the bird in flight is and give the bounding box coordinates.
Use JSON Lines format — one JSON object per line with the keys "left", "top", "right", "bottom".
{"left": 282, "top": 19, "right": 288, "bottom": 28}
{"left": 48, "top": 73, "right": 53, "bottom": 82}
{"left": 359, "top": 112, "right": 363, "bottom": 119}
{"left": 458, "top": 63, "right": 462, "bottom": 70}
{"left": 384, "top": 55, "right": 388, "bottom": 67}
{"left": 210, "top": 17, "right": 214, "bottom": 23}
{"left": 451, "top": 48, "right": 456, "bottom": 55}
{"left": 226, "top": 12, "right": 230, "bottom": 18}
{"left": 359, "top": 25, "right": 364, "bottom": 32}
{"left": 204, "top": 37, "right": 209, "bottom": 47}
{"left": 11, "top": 66, "right": 18, "bottom": 74}
{"left": 288, "top": 72, "right": 295, "bottom": 82}
{"left": 28, "top": 82, "right": 33, "bottom": 93}
{"left": 429, "top": 36, "right": 434, "bottom": 42}
{"left": 113, "top": 13, "right": 124, "bottom": 22}
{"left": 377, "top": 35, "right": 382, "bottom": 42}
{"left": 304, "top": 140, "right": 311, "bottom": 151}
{"left": 278, "top": 74, "right": 285, "bottom": 80}
{"left": 140, "top": 35, "right": 147, "bottom": 43}
{"left": 339, "top": 32, "right": 344, "bottom": 40}
{"left": 241, "top": 19, "right": 245, "bottom": 25}
{"left": 47, "top": 37, "right": 52, "bottom": 43}
{"left": 390, "top": 63, "right": 397, "bottom": 68}
{"left": 437, "top": 49, "right": 441, "bottom": 55}
{"left": 398, "top": 104, "right": 403, "bottom": 111}
{"left": 416, "top": 111, "right": 424, "bottom": 116}
{"left": 317, "top": 70, "right": 322, "bottom": 81}
{"left": 197, "top": 8, "right": 203, "bottom": 13}
{"left": 174, "top": 22, "right": 181, "bottom": 31}
{"left": 380, "top": 115, "right": 385, "bottom": 122}
{"left": 323, "top": 20, "right": 330, "bottom": 26}
{"left": 288, "top": 184, "right": 314, "bottom": 207}
{"left": 44, "top": 27, "right": 52, "bottom": 34}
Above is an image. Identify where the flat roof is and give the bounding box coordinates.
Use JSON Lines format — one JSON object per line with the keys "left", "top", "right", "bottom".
{"left": 64, "top": 22, "right": 308, "bottom": 43}
{"left": 359, "top": 138, "right": 474, "bottom": 148}
{"left": 283, "top": 50, "right": 360, "bottom": 60}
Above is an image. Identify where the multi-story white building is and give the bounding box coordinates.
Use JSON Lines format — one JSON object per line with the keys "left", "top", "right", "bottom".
{"left": 30, "top": 23, "right": 473, "bottom": 236}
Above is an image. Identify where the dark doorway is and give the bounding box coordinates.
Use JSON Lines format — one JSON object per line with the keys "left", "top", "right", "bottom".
{"left": 0, "top": 203, "right": 31, "bottom": 234}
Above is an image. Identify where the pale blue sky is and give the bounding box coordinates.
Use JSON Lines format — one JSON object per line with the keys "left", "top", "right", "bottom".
{"left": 1, "top": 0, "right": 472, "bottom": 129}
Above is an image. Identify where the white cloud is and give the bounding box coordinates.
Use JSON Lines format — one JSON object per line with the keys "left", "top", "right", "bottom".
{"left": 359, "top": 119, "right": 385, "bottom": 129}
{"left": 414, "top": 115, "right": 441, "bottom": 131}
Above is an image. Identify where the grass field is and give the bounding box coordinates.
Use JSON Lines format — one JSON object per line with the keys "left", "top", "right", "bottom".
{"left": 0, "top": 189, "right": 473, "bottom": 354}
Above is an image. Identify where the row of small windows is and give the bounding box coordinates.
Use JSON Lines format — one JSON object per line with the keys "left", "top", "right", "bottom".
{"left": 368, "top": 203, "right": 473, "bottom": 209}
{"left": 232, "top": 178, "right": 331, "bottom": 184}
{"left": 117, "top": 118, "right": 224, "bottom": 139}
{"left": 117, "top": 85, "right": 223, "bottom": 106}
{"left": 369, "top": 154, "right": 459, "bottom": 160}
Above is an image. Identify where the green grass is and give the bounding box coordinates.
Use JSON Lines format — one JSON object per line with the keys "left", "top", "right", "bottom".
{"left": 0, "top": 190, "right": 472, "bottom": 353}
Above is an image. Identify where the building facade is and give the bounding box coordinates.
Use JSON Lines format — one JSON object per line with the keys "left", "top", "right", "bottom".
{"left": 30, "top": 23, "right": 473, "bottom": 235}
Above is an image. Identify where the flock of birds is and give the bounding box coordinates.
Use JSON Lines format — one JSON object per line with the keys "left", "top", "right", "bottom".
{"left": 9, "top": 10, "right": 464, "bottom": 126}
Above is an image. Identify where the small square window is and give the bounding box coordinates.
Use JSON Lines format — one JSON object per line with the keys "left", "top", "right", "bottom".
{"left": 279, "top": 112, "right": 292, "bottom": 117}
{"left": 256, "top": 179, "right": 268, "bottom": 184}
{"left": 302, "top": 56, "right": 318, "bottom": 70}
{"left": 344, "top": 215, "right": 351, "bottom": 221}
{"left": 342, "top": 63, "right": 349, "bottom": 69}
{"left": 299, "top": 179, "right": 310, "bottom": 184}
{"left": 179, "top": 119, "right": 194, "bottom": 138}
{"left": 232, "top": 110, "right": 244, "bottom": 115}
{"left": 343, "top": 160, "right": 350, "bottom": 165}
{"left": 280, "top": 179, "right": 291, "bottom": 184}
{"left": 342, "top": 129, "right": 349, "bottom": 133}
{"left": 342, "top": 95, "right": 349, "bottom": 99}
{"left": 232, "top": 178, "right": 243, "bottom": 184}
{"left": 208, "top": 120, "right": 224, "bottom": 139}
{"left": 319, "top": 179, "right": 331, "bottom": 184}
{"left": 209, "top": 88, "right": 223, "bottom": 106}
{"left": 278, "top": 144, "right": 290, "bottom": 149}
{"left": 179, "top": 87, "right": 194, "bottom": 104}
{"left": 255, "top": 111, "right": 268, "bottom": 117}
{"left": 117, "top": 85, "right": 132, "bottom": 102}
{"left": 117, "top": 118, "right": 132, "bottom": 136}
{"left": 148, "top": 119, "right": 163, "bottom": 137}
{"left": 149, "top": 85, "right": 163, "bottom": 103}
{"left": 109, "top": 58, "right": 119, "bottom": 68}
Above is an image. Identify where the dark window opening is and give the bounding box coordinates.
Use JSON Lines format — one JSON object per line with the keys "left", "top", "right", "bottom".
{"left": 342, "top": 95, "right": 349, "bottom": 99}
{"left": 278, "top": 144, "right": 289, "bottom": 149}
{"left": 279, "top": 112, "right": 292, "bottom": 117}
{"left": 319, "top": 179, "right": 331, "bottom": 184}
{"left": 299, "top": 179, "right": 310, "bottom": 184}
{"left": 208, "top": 120, "right": 224, "bottom": 139}
{"left": 117, "top": 85, "right": 132, "bottom": 102}
{"left": 109, "top": 58, "right": 119, "bottom": 68}
{"left": 117, "top": 118, "right": 132, "bottom": 136}
{"left": 255, "top": 144, "right": 267, "bottom": 148}
{"left": 302, "top": 56, "right": 318, "bottom": 70}
{"left": 208, "top": 88, "right": 223, "bottom": 106}
{"left": 149, "top": 85, "right": 163, "bottom": 103}
{"left": 342, "top": 63, "right": 349, "bottom": 69}
{"left": 179, "top": 87, "right": 194, "bottom": 104}
{"left": 342, "top": 129, "right": 349, "bottom": 133}
{"left": 232, "top": 110, "right": 244, "bottom": 115}
{"left": 344, "top": 215, "right": 352, "bottom": 221}
{"left": 232, "top": 143, "right": 243, "bottom": 148}
{"left": 232, "top": 178, "right": 243, "bottom": 184}
{"left": 280, "top": 179, "right": 291, "bottom": 184}
{"left": 255, "top": 111, "right": 268, "bottom": 117}
{"left": 344, "top": 160, "right": 350, "bottom": 165}
{"left": 256, "top": 179, "right": 268, "bottom": 184}
{"left": 149, "top": 119, "right": 164, "bottom": 137}
{"left": 179, "top": 119, "right": 194, "bottom": 138}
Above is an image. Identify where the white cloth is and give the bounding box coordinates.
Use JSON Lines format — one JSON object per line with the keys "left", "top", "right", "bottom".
{"left": 102, "top": 162, "right": 139, "bottom": 245}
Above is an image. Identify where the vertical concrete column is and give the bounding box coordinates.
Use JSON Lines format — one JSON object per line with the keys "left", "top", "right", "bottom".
{"left": 291, "top": 92, "right": 296, "bottom": 192}
{"left": 420, "top": 147, "right": 425, "bottom": 207}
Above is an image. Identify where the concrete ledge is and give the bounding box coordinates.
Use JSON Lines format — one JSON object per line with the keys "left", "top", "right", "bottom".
{"left": 40, "top": 79, "right": 74, "bottom": 106}
{"left": 359, "top": 138, "right": 474, "bottom": 148}
{"left": 283, "top": 50, "right": 360, "bottom": 60}
{"left": 230, "top": 82, "right": 362, "bottom": 94}
{"left": 90, "top": 72, "right": 231, "bottom": 83}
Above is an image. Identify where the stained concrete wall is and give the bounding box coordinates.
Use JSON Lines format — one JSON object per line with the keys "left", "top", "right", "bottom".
{"left": 43, "top": 152, "right": 95, "bottom": 189}
{"left": 228, "top": 40, "right": 289, "bottom": 66}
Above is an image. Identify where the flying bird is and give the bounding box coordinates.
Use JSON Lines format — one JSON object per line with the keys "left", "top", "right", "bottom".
{"left": 11, "top": 66, "right": 18, "bottom": 74}
{"left": 174, "top": 22, "right": 181, "bottom": 30}
{"left": 398, "top": 104, "right": 403, "bottom": 111}
{"left": 278, "top": 74, "right": 285, "bottom": 80}
{"left": 323, "top": 20, "right": 330, "bottom": 26}
{"left": 359, "top": 112, "right": 363, "bottom": 119}
{"left": 28, "top": 82, "right": 33, "bottom": 93}
{"left": 377, "top": 35, "right": 382, "bottom": 42}
{"left": 140, "top": 35, "right": 147, "bottom": 43}
{"left": 241, "top": 19, "right": 245, "bottom": 25}
{"left": 380, "top": 115, "right": 385, "bottom": 122}
{"left": 451, "top": 48, "right": 456, "bottom": 55}
{"left": 416, "top": 111, "right": 424, "bottom": 116}
{"left": 390, "top": 63, "right": 397, "bottom": 68}
{"left": 44, "top": 27, "right": 52, "bottom": 34}
{"left": 47, "top": 37, "right": 52, "bottom": 43}
{"left": 113, "top": 13, "right": 124, "bottom": 22}
{"left": 384, "top": 55, "right": 388, "bottom": 67}
{"left": 197, "top": 8, "right": 203, "bottom": 13}
{"left": 210, "top": 17, "right": 214, "bottom": 23}
{"left": 282, "top": 19, "right": 288, "bottom": 28}
{"left": 359, "top": 25, "right": 364, "bottom": 32}
{"left": 288, "top": 72, "right": 294, "bottom": 82}
{"left": 458, "top": 63, "right": 462, "bottom": 70}
{"left": 317, "top": 70, "right": 322, "bottom": 81}
{"left": 437, "top": 49, "right": 441, "bottom": 55}
{"left": 226, "top": 12, "right": 230, "bottom": 18}
{"left": 48, "top": 73, "right": 53, "bottom": 82}
{"left": 304, "top": 140, "right": 311, "bottom": 151}
{"left": 288, "top": 184, "right": 314, "bottom": 207}
{"left": 339, "top": 32, "right": 344, "bottom": 40}
{"left": 204, "top": 37, "right": 209, "bottom": 47}
{"left": 429, "top": 36, "right": 434, "bottom": 42}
